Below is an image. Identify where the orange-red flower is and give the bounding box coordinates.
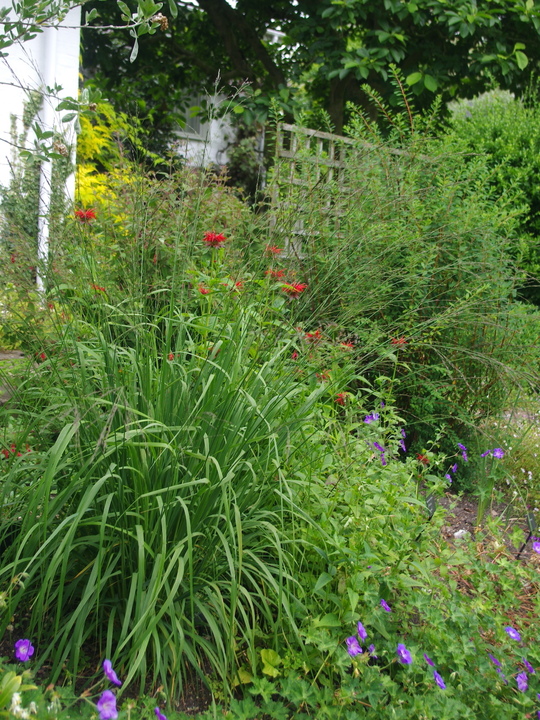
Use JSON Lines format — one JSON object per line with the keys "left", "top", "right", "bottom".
{"left": 168, "top": 352, "right": 174, "bottom": 361}
{"left": 202, "top": 232, "right": 226, "bottom": 247}
{"left": 265, "top": 269, "right": 286, "bottom": 279}
{"left": 265, "top": 245, "right": 282, "bottom": 255}
{"left": 75, "top": 209, "right": 96, "bottom": 223}
{"left": 417, "top": 453, "right": 429, "bottom": 465}
{"left": 91, "top": 284, "right": 106, "bottom": 293}
{"left": 335, "top": 393, "right": 347, "bottom": 406}
{"left": 306, "top": 329, "right": 322, "bottom": 342}
{"left": 340, "top": 342, "right": 354, "bottom": 350}
{"left": 282, "top": 282, "right": 307, "bottom": 296}
{"left": 198, "top": 286, "right": 210, "bottom": 295}
{"left": 391, "top": 337, "right": 407, "bottom": 346}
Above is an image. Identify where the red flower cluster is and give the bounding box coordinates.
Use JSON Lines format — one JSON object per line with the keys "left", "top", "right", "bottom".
{"left": 335, "top": 393, "right": 347, "bottom": 406}
{"left": 305, "top": 329, "right": 322, "bottom": 342}
{"left": 265, "top": 245, "right": 282, "bottom": 256}
{"left": 91, "top": 284, "right": 106, "bottom": 293}
{"left": 1, "top": 444, "right": 22, "bottom": 459}
{"left": 36, "top": 352, "right": 46, "bottom": 361}
{"left": 168, "top": 352, "right": 174, "bottom": 361}
{"left": 202, "top": 232, "right": 226, "bottom": 247}
{"left": 265, "top": 269, "right": 286, "bottom": 279}
{"left": 316, "top": 371, "right": 330, "bottom": 382}
{"left": 75, "top": 209, "right": 96, "bottom": 223}
{"left": 198, "top": 286, "right": 210, "bottom": 295}
{"left": 340, "top": 342, "right": 354, "bottom": 350}
{"left": 416, "top": 453, "right": 429, "bottom": 465}
{"left": 391, "top": 337, "right": 407, "bottom": 346}
{"left": 282, "top": 282, "right": 308, "bottom": 297}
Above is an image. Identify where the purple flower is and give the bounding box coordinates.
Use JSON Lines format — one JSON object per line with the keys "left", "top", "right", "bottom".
{"left": 373, "top": 442, "right": 385, "bottom": 453}
{"left": 533, "top": 540, "right": 540, "bottom": 554}
{"left": 497, "top": 668, "right": 508, "bottom": 684}
{"left": 400, "top": 428, "right": 406, "bottom": 438}
{"left": 364, "top": 413, "right": 379, "bottom": 424}
{"left": 504, "top": 626, "right": 521, "bottom": 642}
{"left": 380, "top": 453, "right": 387, "bottom": 466}
{"left": 492, "top": 448, "right": 505, "bottom": 459}
{"left": 523, "top": 658, "right": 535, "bottom": 674}
{"left": 380, "top": 599, "right": 391, "bottom": 612}
{"left": 97, "top": 690, "right": 118, "bottom": 720}
{"left": 445, "top": 474, "right": 452, "bottom": 482}
{"left": 346, "top": 636, "right": 362, "bottom": 656}
{"left": 433, "top": 670, "right": 446, "bottom": 689}
{"left": 451, "top": 463, "right": 458, "bottom": 473}
{"left": 480, "top": 450, "right": 490, "bottom": 457}
{"left": 457, "top": 443, "right": 468, "bottom": 461}
{"left": 516, "top": 671, "right": 528, "bottom": 692}
{"left": 488, "top": 653, "right": 501, "bottom": 668}
{"left": 357, "top": 621, "right": 368, "bottom": 641}
{"left": 399, "top": 439, "right": 406, "bottom": 452}
{"left": 424, "top": 653, "right": 435, "bottom": 667}
{"left": 14, "top": 639, "right": 34, "bottom": 662}
{"left": 103, "top": 659, "right": 122, "bottom": 687}
{"left": 155, "top": 709, "right": 167, "bottom": 720}
{"left": 396, "top": 643, "right": 412, "bottom": 665}
{"left": 368, "top": 644, "right": 377, "bottom": 657}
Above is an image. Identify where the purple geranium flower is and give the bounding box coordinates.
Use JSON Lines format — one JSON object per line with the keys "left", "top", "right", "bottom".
{"left": 380, "top": 599, "right": 391, "bottom": 612}
{"left": 155, "top": 709, "right": 167, "bottom": 720}
{"left": 433, "top": 670, "right": 446, "bottom": 689}
{"left": 346, "top": 636, "right": 362, "bottom": 657}
{"left": 396, "top": 643, "right": 412, "bottom": 665}
{"left": 488, "top": 653, "right": 501, "bottom": 668}
{"left": 368, "top": 644, "right": 377, "bottom": 657}
{"left": 516, "top": 671, "right": 528, "bottom": 692}
{"left": 445, "top": 474, "right": 452, "bottom": 482}
{"left": 457, "top": 443, "right": 468, "bottom": 462}
{"left": 533, "top": 540, "right": 540, "bottom": 554}
{"left": 373, "top": 442, "right": 385, "bottom": 453}
{"left": 523, "top": 658, "right": 535, "bottom": 674}
{"left": 97, "top": 690, "right": 118, "bottom": 720}
{"left": 451, "top": 463, "right": 458, "bottom": 473}
{"left": 103, "top": 659, "right": 122, "bottom": 687}
{"left": 400, "top": 428, "right": 406, "bottom": 438}
{"left": 424, "top": 653, "right": 435, "bottom": 667}
{"left": 380, "top": 453, "right": 387, "bottom": 466}
{"left": 497, "top": 668, "right": 508, "bottom": 684}
{"left": 504, "top": 626, "right": 522, "bottom": 642}
{"left": 492, "top": 448, "right": 505, "bottom": 459}
{"left": 364, "top": 413, "right": 379, "bottom": 424}
{"left": 480, "top": 450, "right": 490, "bottom": 457}
{"left": 357, "top": 621, "right": 368, "bottom": 641}
{"left": 399, "top": 439, "right": 407, "bottom": 452}
{"left": 14, "top": 639, "right": 34, "bottom": 662}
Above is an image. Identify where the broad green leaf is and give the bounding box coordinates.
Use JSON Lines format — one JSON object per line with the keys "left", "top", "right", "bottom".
{"left": 130, "top": 37, "right": 139, "bottom": 62}
{"left": 261, "top": 649, "right": 282, "bottom": 677}
{"left": 424, "top": 74, "right": 438, "bottom": 91}
{"left": 406, "top": 72, "right": 422, "bottom": 86}
{"left": 85, "top": 7, "right": 98, "bottom": 22}
{"left": 515, "top": 50, "right": 528, "bottom": 69}
{"left": 313, "top": 572, "right": 333, "bottom": 594}
{"left": 168, "top": 0, "right": 178, "bottom": 18}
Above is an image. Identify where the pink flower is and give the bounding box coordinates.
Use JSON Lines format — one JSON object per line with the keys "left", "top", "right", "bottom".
{"left": 202, "top": 232, "right": 226, "bottom": 247}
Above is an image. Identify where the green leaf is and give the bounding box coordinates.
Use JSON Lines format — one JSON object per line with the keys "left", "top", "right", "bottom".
{"left": 261, "top": 649, "right": 282, "bottom": 677}
{"left": 313, "top": 572, "right": 333, "bottom": 595}
{"left": 130, "top": 37, "right": 139, "bottom": 62}
{"left": 85, "top": 8, "right": 99, "bottom": 23}
{"left": 406, "top": 71, "right": 422, "bottom": 86}
{"left": 117, "top": 0, "right": 131, "bottom": 17}
{"left": 232, "top": 105, "right": 244, "bottom": 114}
{"left": 423, "top": 74, "right": 438, "bottom": 92}
{"left": 515, "top": 50, "right": 529, "bottom": 69}
{"left": 314, "top": 613, "right": 341, "bottom": 627}
{"left": 61, "top": 112, "right": 77, "bottom": 122}
{"left": 168, "top": 0, "right": 178, "bottom": 18}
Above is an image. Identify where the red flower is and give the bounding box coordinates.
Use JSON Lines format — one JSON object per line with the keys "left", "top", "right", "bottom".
{"left": 391, "top": 337, "right": 407, "bottom": 346}
{"left": 75, "top": 209, "right": 96, "bottom": 223}
{"left": 265, "top": 269, "right": 286, "bottom": 279}
{"left": 168, "top": 352, "right": 174, "bottom": 361}
{"left": 416, "top": 453, "right": 429, "bottom": 465}
{"left": 265, "top": 245, "right": 282, "bottom": 255}
{"left": 316, "top": 371, "right": 330, "bottom": 382}
{"left": 282, "top": 282, "right": 307, "bottom": 297}
{"left": 91, "top": 284, "right": 106, "bottom": 293}
{"left": 37, "top": 352, "right": 46, "bottom": 361}
{"left": 234, "top": 280, "right": 243, "bottom": 290}
{"left": 340, "top": 342, "right": 354, "bottom": 349}
{"left": 305, "top": 330, "right": 322, "bottom": 342}
{"left": 335, "top": 393, "right": 347, "bottom": 406}
{"left": 202, "top": 232, "right": 226, "bottom": 247}
{"left": 10, "top": 254, "right": 16, "bottom": 263}
{"left": 1, "top": 449, "right": 9, "bottom": 459}
{"left": 291, "top": 351, "right": 299, "bottom": 360}
{"left": 198, "top": 286, "right": 210, "bottom": 295}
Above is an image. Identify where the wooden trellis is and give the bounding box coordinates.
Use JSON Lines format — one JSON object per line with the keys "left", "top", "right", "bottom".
{"left": 268, "top": 123, "right": 357, "bottom": 257}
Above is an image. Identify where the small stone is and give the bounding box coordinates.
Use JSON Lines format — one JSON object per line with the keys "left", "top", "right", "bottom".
{"left": 453, "top": 529, "right": 470, "bottom": 539}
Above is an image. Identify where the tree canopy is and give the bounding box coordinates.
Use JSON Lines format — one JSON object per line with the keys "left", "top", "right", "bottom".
{"left": 82, "top": 0, "right": 540, "bottom": 135}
